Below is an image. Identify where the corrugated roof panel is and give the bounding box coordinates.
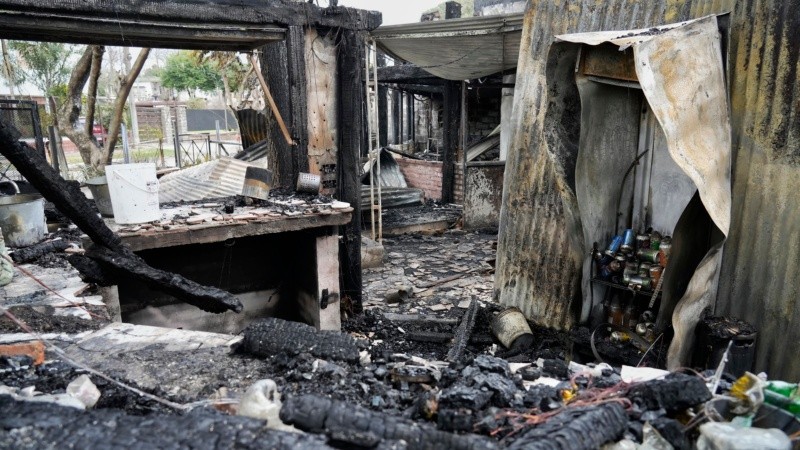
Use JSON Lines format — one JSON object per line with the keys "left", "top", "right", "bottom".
{"left": 373, "top": 13, "right": 524, "bottom": 80}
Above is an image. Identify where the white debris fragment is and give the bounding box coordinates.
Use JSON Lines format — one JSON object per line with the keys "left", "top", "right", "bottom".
{"left": 66, "top": 374, "right": 101, "bottom": 408}
{"left": 620, "top": 365, "right": 670, "bottom": 383}
{"left": 237, "top": 379, "right": 300, "bottom": 433}
{"left": 359, "top": 350, "right": 372, "bottom": 366}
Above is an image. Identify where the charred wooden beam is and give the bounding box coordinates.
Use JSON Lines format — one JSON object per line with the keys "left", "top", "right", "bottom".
{"left": 10, "top": 239, "right": 71, "bottom": 264}
{"left": 66, "top": 254, "right": 118, "bottom": 287}
{"left": 0, "top": 122, "right": 126, "bottom": 254}
{"left": 0, "top": 0, "right": 382, "bottom": 31}
{"left": 337, "top": 29, "right": 365, "bottom": 314}
{"left": 442, "top": 80, "right": 461, "bottom": 203}
{"left": 0, "top": 118, "right": 243, "bottom": 314}
{"left": 377, "top": 64, "right": 441, "bottom": 84}
{"left": 86, "top": 246, "right": 243, "bottom": 314}
{"left": 260, "top": 25, "right": 309, "bottom": 187}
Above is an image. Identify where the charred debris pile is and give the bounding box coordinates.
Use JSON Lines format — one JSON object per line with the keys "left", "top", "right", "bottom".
{"left": 4, "top": 307, "right": 796, "bottom": 449}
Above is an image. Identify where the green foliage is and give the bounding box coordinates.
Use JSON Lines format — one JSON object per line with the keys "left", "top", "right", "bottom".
{"left": 158, "top": 51, "right": 222, "bottom": 95}
{"left": 6, "top": 42, "right": 78, "bottom": 95}
{"left": 185, "top": 97, "right": 207, "bottom": 110}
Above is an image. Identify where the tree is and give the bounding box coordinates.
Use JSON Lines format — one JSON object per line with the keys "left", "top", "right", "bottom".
{"left": 6, "top": 41, "right": 78, "bottom": 96}
{"left": 159, "top": 51, "right": 222, "bottom": 97}
{"left": 193, "top": 51, "right": 261, "bottom": 112}
{"left": 56, "top": 45, "right": 150, "bottom": 173}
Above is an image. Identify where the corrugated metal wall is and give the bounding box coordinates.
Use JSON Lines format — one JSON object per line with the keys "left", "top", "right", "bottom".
{"left": 497, "top": 0, "right": 734, "bottom": 330}
{"left": 499, "top": 0, "right": 800, "bottom": 380}
{"left": 715, "top": 0, "right": 800, "bottom": 380}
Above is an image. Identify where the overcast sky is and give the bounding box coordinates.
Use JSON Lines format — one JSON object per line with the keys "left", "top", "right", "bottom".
{"left": 336, "top": 0, "right": 445, "bottom": 25}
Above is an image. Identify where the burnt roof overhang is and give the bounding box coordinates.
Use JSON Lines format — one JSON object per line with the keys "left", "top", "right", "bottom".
{"left": 0, "top": 0, "right": 382, "bottom": 50}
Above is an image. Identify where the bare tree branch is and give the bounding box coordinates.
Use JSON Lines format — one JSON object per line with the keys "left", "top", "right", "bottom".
{"left": 85, "top": 45, "right": 104, "bottom": 138}
{"left": 103, "top": 47, "right": 150, "bottom": 165}
{"left": 55, "top": 46, "right": 100, "bottom": 168}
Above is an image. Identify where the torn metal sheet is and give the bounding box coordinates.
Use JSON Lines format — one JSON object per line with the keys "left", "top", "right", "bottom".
{"left": 566, "top": 16, "right": 731, "bottom": 369}
{"left": 361, "top": 149, "right": 408, "bottom": 188}
{"left": 372, "top": 13, "right": 524, "bottom": 80}
{"left": 466, "top": 126, "right": 501, "bottom": 162}
{"left": 495, "top": 0, "right": 741, "bottom": 376}
{"left": 158, "top": 157, "right": 268, "bottom": 203}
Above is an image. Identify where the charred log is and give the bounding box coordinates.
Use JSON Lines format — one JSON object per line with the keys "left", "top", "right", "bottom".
{"left": 447, "top": 297, "right": 478, "bottom": 362}
{"left": 0, "top": 122, "right": 126, "bottom": 254}
{"left": 507, "top": 404, "right": 629, "bottom": 450}
{"left": 86, "top": 246, "right": 242, "bottom": 314}
{"left": 280, "top": 394, "right": 498, "bottom": 450}
{"left": 625, "top": 373, "right": 711, "bottom": 413}
{"left": 10, "top": 240, "right": 71, "bottom": 264}
{"left": 0, "top": 119, "right": 243, "bottom": 315}
{"left": 66, "top": 254, "right": 118, "bottom": 286}
{"left": 238, "top": 317, "right": 362, "bottom": 363}
{"left": 0, "top": 396, "right": 332, "bottom": 450}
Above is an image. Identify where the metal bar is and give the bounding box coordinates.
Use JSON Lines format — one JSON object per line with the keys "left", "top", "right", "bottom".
{"left": 121, "top": 123, "right": 130, "bottom": 163}
{"left": 173, "top": 119, "right": 181, "bottom": 168}
{"left": 47, "top": 125, "right": 59, "bottom": 174}
{"left": 365, "top": 41, "right": 376, "bottom": 241}
{"left": 215, "top": 120, "right": 221, "bottom": 157}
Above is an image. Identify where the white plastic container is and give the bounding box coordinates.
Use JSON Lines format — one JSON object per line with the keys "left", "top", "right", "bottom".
{"left": 106, "top": 163, "right": 160, "bottom": 224}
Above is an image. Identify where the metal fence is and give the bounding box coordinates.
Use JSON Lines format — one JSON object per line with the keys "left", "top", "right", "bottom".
{"left": 0, "top": 100, "right": 45, "bottom": 181}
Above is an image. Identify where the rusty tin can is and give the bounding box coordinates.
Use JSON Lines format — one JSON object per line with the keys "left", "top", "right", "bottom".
{"left": 636, "top": 233, "right": 650, "bottom": 252}
{"left": 491, "top": 307, "right": 534, "bottom": 349}
{"left": 650, "top": 231, "right": 662, "bottom": 250}
{"left": 620, "top": 229, "right": 635, "bottom": 253}
{"left": 606, "top": 235, "right": 623, "bottom": 254}
{"left": 637, "top": 248, "right": 661, "bottom": 264}
{"left": 649, "top": 265, "right": 663, "bottom": 286}
{"left": 638, "top": 262, "right": 652, "bottom": 276}
{"left": 623, "top": 261, "right": 638, "bottom": 283}
{"left": 628, "top": 275, "right": 653, "bottom": 290}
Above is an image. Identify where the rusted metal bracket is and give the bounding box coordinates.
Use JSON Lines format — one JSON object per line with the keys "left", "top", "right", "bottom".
{"left": 320, "top": 288, "right": 340, "bottom": 310}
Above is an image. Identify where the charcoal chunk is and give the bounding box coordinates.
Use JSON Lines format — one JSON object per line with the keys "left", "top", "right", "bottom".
{"left": 471, "top": 373, "right": 521, "bottom": 407}
{"left": 626, "top": 373, "right": 711, "bottom": 413}
{"left": 471, "top": 355, "right": 510, "bottom": 376}
{"left": 519, "top": 366, "right": 541, "bottom": 381}
{"left": 507, "top": 404, "right": 629, "bottom": 450}
{"left": 239, "top": 318, "right": 363, "bottom": 363}
{"left": 522, "top": 385, "right": 561, "bottom": 411}
{"left": 440, "top": 385, "right": 493, "bottom": 410}
{"left": 540, "top": 359, "right": 569, "bottom": 378}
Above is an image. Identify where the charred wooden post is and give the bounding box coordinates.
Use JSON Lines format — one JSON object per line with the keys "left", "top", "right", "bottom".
{"left": 337, "top": 29, "right": 366, "bottom": 314}
{"left": 377, "top": 53, "right": 388, "bottom": 147}
{"left": 442, "top": 80, "right": 461, "bottom": 203}
{"left": 445, "top": 1, "right": 463, "bottom": 19}
{"left": 0, "top": 118, "right": 243, "bottom": 314}
{"left": 392, "top": 89, "right": 402, "bottom": 144}
{"left": 260, "top": 25, "right": 309, "bottom": 187}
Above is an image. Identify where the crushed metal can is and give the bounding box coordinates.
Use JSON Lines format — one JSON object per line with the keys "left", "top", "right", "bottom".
{"left": 620, "top": 229, "right": 635, "bottom": 253}
{"left": 637, "top": 248, "right": 661, "bottom": 264}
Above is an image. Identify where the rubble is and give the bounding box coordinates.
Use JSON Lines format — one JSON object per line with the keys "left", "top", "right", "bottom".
{"left": 280, "top": 394, "right": 498, "bottom": 450}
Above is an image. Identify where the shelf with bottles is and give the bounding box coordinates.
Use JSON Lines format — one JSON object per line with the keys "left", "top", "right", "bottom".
{"left": 590, "top": 227, "right": 672, "bottom": 294}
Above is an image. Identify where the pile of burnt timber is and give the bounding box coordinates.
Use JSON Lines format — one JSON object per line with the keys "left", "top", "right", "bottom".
{"left": 0, "top": 120, "right": 243, "bottom": 314}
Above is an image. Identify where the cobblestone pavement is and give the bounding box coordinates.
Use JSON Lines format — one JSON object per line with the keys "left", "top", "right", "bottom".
{"left": 362, "top": 230, "right": 498, "bottom": 314}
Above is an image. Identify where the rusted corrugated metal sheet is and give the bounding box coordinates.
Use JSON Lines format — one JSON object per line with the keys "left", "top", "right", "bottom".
{"left": 497, "top": 0, "right": 733, "bottom": 331}
{"left": 498, "top": 0, "right": 800, "bottom": 379}
{"left": 715, "top": 1, "right": 800, "bottom": 380}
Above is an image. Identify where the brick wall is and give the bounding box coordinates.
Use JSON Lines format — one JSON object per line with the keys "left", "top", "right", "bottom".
{"left": 394, "top": 156, "right": 443, "bottom": 201}
{"left": 454, "top": 163, "right": 464, "bottom": 204}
